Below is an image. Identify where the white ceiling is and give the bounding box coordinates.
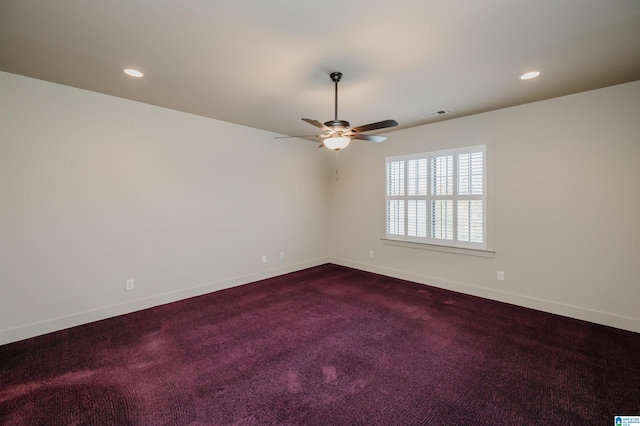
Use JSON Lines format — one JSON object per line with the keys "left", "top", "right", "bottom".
{"left": 2, "top": 0, "right": 640, "bottom": 141}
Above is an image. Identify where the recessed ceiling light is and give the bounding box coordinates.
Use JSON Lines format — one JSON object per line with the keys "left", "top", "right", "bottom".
{"left": 124, "top": 68, "right": 144, "bottom": 78}
{"left": 520, "top": 71, "right": 540, "bottom": 80}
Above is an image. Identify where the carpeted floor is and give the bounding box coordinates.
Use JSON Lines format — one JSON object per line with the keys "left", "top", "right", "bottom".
{"left": 1, "top": 264, "right": 639, "bottom": 425}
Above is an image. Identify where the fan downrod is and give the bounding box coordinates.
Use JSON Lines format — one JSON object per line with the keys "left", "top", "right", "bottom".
{"left": 329, "top": 72, "right": 345, "bottom": 124}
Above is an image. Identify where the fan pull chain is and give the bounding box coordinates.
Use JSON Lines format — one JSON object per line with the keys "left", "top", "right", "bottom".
{"left": 335, "top": 150, "right": 339, "bottom": 181}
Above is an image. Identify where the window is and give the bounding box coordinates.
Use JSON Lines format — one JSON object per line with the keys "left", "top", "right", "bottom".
{"left": 385, "top": 145, "right": 487, "bottom": 250}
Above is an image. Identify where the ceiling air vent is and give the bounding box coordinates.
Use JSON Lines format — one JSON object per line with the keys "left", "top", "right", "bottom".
{"left": 418, "top": 109, "right": 449, "bottom": 120}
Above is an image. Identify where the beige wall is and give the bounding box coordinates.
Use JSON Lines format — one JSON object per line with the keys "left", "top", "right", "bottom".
{"left": 2, "top": 72, "right": 639, "bottom": 344}
{"left": 328, "top": 80, "right": 640, "bottom": 332}
{"left": 0, "top": 72, "right": 330, "bottom": 343}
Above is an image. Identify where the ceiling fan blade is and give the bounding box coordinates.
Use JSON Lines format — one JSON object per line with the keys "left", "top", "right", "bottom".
{"left": 274, "top": 135, "right": 326, "bottom": 139}
{"left": 352, "top": 134, "right": 387, "bottom": 143}
{"left": 302, "top": 118, "right": 332, "bottom": 132}
{"left": 349, "top": 119, "right": 398, "bottom": 134}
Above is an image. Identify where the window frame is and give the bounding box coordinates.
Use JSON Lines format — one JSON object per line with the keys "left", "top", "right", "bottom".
{"left": 384, "top": 144, "right": 492, "bottom": 253}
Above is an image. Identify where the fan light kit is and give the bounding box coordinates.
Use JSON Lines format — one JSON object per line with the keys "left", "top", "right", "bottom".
{"left": 324, "top": 136, "right": 351, "bottom": 150}
{"left": 276, "top": 72, "right": 398, "bottom": 151}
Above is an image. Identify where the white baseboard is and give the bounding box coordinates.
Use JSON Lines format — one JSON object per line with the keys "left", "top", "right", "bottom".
{"left": 4, "top": 257, "right": 637, "bottom": 345}
{"left": 329, "top": 257, "right": 640, "bottom": 334}
{"left": 0, "top": 258, "right": 329, "bottom": 345}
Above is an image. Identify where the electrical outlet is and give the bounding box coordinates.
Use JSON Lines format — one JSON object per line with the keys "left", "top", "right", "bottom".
{"left": 125, "top": 279, "right": 134, "bottom": 290}
{"left": 369, "top": 250, "right": 374, "bottom": 258}
{"left": 280, "top": 252, "right": 285, "bottom": 260}
{"left": 262, "top": 255, "right": 267, "bottom": 263}
{"left": 497, "top": 271, "right": 505, "bottom": 281}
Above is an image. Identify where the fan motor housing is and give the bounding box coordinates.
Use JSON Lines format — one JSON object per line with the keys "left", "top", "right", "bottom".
{"left": 324, "top": 119, "right": 350, "bottom": 131}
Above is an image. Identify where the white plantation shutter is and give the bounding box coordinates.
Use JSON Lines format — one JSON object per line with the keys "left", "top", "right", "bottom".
{"left": 407, "top": 200, "right": 427, "bottom": 237}
{"left": 385, "top": 145, "right": 486, "bottom": 249}
{"left": 386, "top": 161, "right": 405, "bottom": 235}
{"left": 431, "top": 155, "right": 453, "bottom": 196}
{"left": 407, "top": 159, "right": 428, "bottom": 196}
{"left": 387, "top": 161, "right": 404, "bottom": 196}
{"left": 431, "top": 200, "right": 454, "bottom": 240}
{"left": 458, "top": 200, "right": 483, "bottom": 243}
{"left": 386, "top": 200, "right": 404, "bottom": 235}
{"left": 457, "top": 150, "right": 484, "bottom": 243}
{"left": 458, "top": 152, "right": 483, "bottom": 195}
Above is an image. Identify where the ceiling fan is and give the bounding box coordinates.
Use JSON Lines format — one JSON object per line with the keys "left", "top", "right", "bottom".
{"left": 277, "top": 72, "right": 398, "bottom": 150}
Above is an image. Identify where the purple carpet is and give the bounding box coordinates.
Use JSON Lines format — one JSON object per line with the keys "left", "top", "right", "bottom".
{"left": 1, "top": 264, "right": 639, "bottom": 425}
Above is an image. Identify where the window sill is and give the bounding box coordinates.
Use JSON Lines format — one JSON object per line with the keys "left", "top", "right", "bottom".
{"left": 380, "top": 238, "right": 495, "bottom": 258}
